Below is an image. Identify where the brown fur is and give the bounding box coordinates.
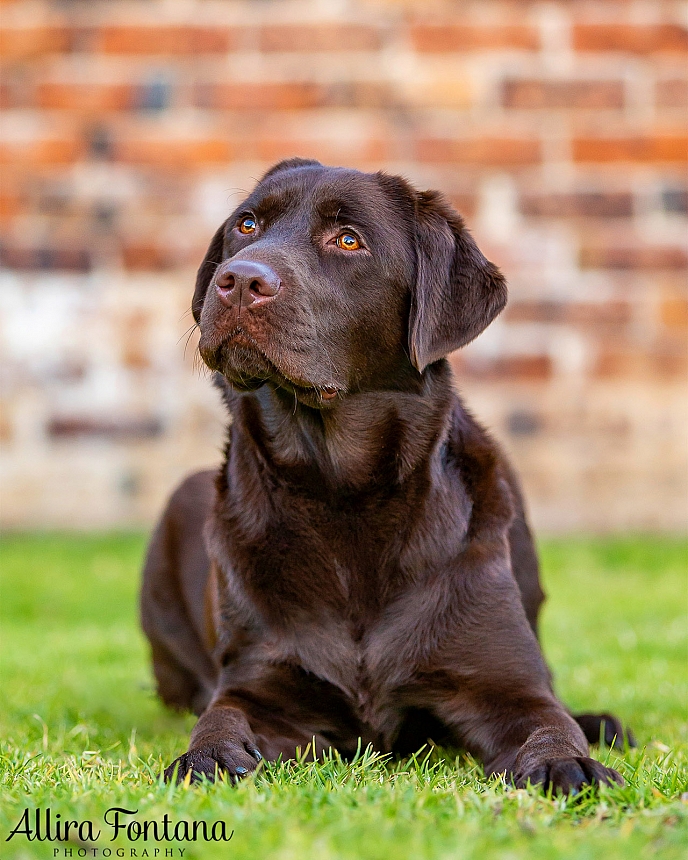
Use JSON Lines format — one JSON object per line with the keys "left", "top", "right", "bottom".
{"left": 141, "top": 160, "right": 631, "bottom": 792}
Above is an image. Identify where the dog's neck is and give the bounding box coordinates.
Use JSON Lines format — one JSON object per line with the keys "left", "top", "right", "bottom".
{"left": 218, "top": 362, "right": 457, "bottom": 495}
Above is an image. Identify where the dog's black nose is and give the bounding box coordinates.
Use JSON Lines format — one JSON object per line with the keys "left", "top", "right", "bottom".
{"left": 215, "top": 260, "right": 281, "bottom": 308}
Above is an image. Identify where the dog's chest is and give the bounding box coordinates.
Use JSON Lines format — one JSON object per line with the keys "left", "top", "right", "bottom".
{"left": 236, "top": 494, "right": 410, "bottom": 620}
{"left": 241, "top": 536, "right": 411, "bottom": 723}
{"left": 219, "top": 473, "right": 471, "bottom": 728}
{"left": 264, "top": 605, "right": 397, "bottom": 726}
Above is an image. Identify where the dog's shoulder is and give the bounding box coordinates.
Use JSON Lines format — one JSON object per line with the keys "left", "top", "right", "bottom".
{"left": 443, "top": 393, "right": 516, "bottom": 535}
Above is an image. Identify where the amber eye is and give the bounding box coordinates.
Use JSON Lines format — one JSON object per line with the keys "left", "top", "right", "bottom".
{"left": 335, "top": 232, "right": 361, "bottom": 251}
{"left": 238, "top": 216, "right": 257, "bottom": 235}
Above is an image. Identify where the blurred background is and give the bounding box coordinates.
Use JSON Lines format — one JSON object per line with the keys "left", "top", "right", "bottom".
{"left": 0, "top": 0, "right": 686, "bottom": 532}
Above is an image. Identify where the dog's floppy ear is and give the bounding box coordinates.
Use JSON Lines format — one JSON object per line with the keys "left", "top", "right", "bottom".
{"left": 409, "top": 191, "right": 507, "bottom": 372}
{"left": 192, "top": 219, "right": 228, "bottom": 323}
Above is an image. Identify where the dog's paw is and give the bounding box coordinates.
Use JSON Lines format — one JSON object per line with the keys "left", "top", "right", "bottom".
{"left": 515, "top": 756, "right": 624, "bottom": 794}
{"left": 164, "top": 740, "right": 263, "bottom": 784}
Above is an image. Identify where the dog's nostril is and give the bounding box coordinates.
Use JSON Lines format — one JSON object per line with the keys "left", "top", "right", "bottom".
{"left": 256, "top": 275, "right": 281, "bottom": 297}
{"left": 246, "top": 275, "right": 281, "bottom": 297}
{"left": 216, "top": 272, "right": 234, "bottom": 289}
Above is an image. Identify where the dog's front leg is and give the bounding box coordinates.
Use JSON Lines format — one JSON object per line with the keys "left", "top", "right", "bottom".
{"left": 378, "top": 552, "right": 624, "bottom": 793}
{"left": 164, "top": 696, "right": 262, "bottom": 784}
{"left": 481, "top": 709, "right": 625, "bottom": 793}
{"left": 163, "top": 675, "right": 340, "bottom": 784}
{"left": 432, "top": 669, "right": 624, "bottom": 794}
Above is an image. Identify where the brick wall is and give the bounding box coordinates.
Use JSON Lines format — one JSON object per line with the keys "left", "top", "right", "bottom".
{"left": 1, "top": 0, "right": 686, "bottom": 531}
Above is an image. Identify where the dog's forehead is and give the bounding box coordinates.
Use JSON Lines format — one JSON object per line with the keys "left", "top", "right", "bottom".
{"left": 244, "top": 166, "right": 401, "bottom": 227}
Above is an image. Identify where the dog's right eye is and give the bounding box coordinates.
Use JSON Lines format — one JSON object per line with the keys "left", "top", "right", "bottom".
{"left": 238, "top": 217, "right": 257, "bottom": 235}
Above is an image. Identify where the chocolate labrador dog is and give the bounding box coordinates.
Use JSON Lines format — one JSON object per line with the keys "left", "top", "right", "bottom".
{"left": 141, "top": 158, "right": 630, "bottom": 793}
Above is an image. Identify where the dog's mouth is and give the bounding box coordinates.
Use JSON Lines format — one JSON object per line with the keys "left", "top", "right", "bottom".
{"left": 207, "top": 326, "right": 341, "bottom": 405}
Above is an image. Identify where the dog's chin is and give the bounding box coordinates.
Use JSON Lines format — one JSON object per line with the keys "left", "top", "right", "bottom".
{"left": 202, "top": 340, "right": 272, "bottom": 392}
{"left": 203, "top": 337, "right": 342, "bottom": 407}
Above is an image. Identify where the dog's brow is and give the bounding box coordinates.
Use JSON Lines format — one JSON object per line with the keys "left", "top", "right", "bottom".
{"left": 253, "top": 190, "right": 295, "bottom": 221}
{"left": 316, "top": 199, "right": 360, "bottom": 224}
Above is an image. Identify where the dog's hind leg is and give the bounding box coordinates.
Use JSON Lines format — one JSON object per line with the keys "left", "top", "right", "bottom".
{"left": 141, "top": 471, "right": 218, "bottom": 715}
{"left": 505, "top": 475, "right": 635, "bottom": 751}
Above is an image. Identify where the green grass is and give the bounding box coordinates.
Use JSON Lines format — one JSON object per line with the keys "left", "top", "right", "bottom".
{"left": 1, "top": 534, "right": 686, "bottom": 859}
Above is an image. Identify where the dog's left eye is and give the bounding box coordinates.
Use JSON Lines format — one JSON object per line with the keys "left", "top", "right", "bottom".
{"left": 238, "top": 217, "right": 257, "bottom": 235}
{"left": 335, "top": 233, "right": 361, "bottom": 251}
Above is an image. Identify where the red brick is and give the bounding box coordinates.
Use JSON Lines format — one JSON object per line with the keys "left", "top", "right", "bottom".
{"left": 0, "top": 26, "right": 71, "bottom": 60}
{"left": 465, "top": 355, "right": 553, "bottom": 381}
{"left": 416, "top": 136, "right": 540, "bottom": 166}
{"left": 506, "top": 300, "right": 632, "bottom": 326}
{"left": 0, "top": 172, "right": 27, "bottom": 220}
{"left": 121, "top": 243, "right": 174, "bottom": 271}
{"left": 660, "top": 298, "right": 688, "bottom": 329}
{"left": 195, "top": 82, "right": 327, "bottom": 111}
{"left": 120, "top": 310, "right": 151, "bottom": 369}
{"left": 0, "top": 82, "right": 14, "bottom": 109}
{"left": 447, "top": 193, "right": 477, "bottom": 218}
{"left": 0, "top": 411, "right": 11, "bottom": 446}
{"left": 0, "top": 188, "right": 24, "bottom": 224}
{"left": 0, "top": 138, "right": 83, "bottom": 165}
{"left": 99, "top": 26, "right": 232, "bottom": 54}
{"left": 573, "top": 135, "right": 688, "bottom": 163}
{"left": 36, "top": 83, "right": 134, "bottom": 111}
{"left": 580, "top": 245, "right": 688, "bottom": 270}
{"left": 568, "top": 300, "right": 634, "bottom": 325}
{"left": 574, "top": 24, "right": 688, "bottom": 54}
{"left": 411, "top": 24, "right": 538, "bottom": 52}
{"left": 593, "top": 348, "right": 640, "bottom": 379}
{"left": 0, "top": 79, "right": 33, "bottom": 109}
{"left": 258, "top": 24, "right": 382, "bottom": 52}
{"left": 115, "top": 137, "right": 232, "bottom": 167}
{"left": 254, "top": 135, "right": 390, "bottom": 166}
{"left": 323, "top": 82, "right": 393, "bottom": 109}
{"left": 503, "top": 79, "right": 624, "bottom": 109}
{"left": 656, "top": 78, "right": 688, "bottom": 108}
{"left": 596, "top": 343, "right": 687, "bottom": 380}
{"left": 47, "top": 416, "right": 163, "bottom": 439}
{"left": 650, "top": 348, "right": 688, "bottom": 378}
{"left": 196, "top": 81, "right": 394, "bottom": 111}
{"left": 520, "top": 192, "right": 633, "bottom": 218}
{"left": 0, "top": 245, "right": 91, "bottom": 272}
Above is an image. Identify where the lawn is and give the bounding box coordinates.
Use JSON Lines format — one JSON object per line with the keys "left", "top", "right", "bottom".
{"left": 0, "top": 534, "right": 686, "bottom": 859}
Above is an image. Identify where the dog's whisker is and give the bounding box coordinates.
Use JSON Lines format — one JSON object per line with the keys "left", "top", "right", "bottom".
{"left": 178, "top": 322, "right": 199, "bottom": 348}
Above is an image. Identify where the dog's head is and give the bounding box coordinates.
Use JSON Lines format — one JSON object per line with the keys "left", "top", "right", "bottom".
{"left": 194, "top": 159, "right": 506, "bottom": 407}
